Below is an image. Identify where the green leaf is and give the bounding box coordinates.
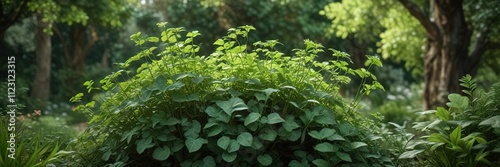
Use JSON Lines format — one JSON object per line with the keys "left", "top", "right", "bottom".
{"left": 199, "top": 156, "right": 216, "bottom": 167}
{"left": 217, "top": 136, "right": 231, "bottom": 150}
{"left": 351, "top": 142, "right": 368, "bottom": 149}
{"left": 227, "top": 139, "right": 240, "bottom": 153}
{"left": 214, "top": 39, "right": 224, "bottom": 45}
{"left": 398, "top": 149, "right": 424, "bottom": 159}
{"left": 147, "top": 37, "right": 159, "bottom": 43}
{"left": 164, "top": 117, "right": 181, "bottom": 126}
{"left": 121, "top": 126, "right": 141, "bottom": 144}
{"left": 205, "top": 124, "right": 225, "bottom": 137}
{"left": 216, "top": 97, "right": 248, "bottom": 116}
{"left": 101, "top": 150, "right": 111, "bottom": 161}
{"left": 336, "top": 152, "right": 352, "bottom": 162}
{"left": 283, "top": 116, "right": 300, "bottom": 132}
{"left": 151, "top": 114, "right": 162, "bottom": 128}
{"left": 184, "top": 120, "right": 201, "bottom": 138}
{"left": 244, "top": 113, "right": 261, "bottom": 126}
{"left": 327, "top": 134, "right": 345, "bottom": 141}
{"left": 136, "top": 137, "right": 155, "bottom": 154}
{"left": 237, "top": 132, "right": 253, "bottom": 147}
{"left": 447, "top": 94, "right": 469, "bottom": 111}
{"left": 450, "top": 126, "right": 462, "bottom": 145}
{"left": 257, "top": 154, "right": 273, "bottom": 166}
{"left": 152, "top": 146, "right": 171, "bottom": 161}
{"left": 205, "top": 106, "right": 230, "bottom": 122}
{"left": 166, "top": 81, "right": 185, "bottom": 91}
{"left": 222, "top": 152, "right": 237, "bottom": 162}
{"left": 312, "top": 159, "right": 330, "bottom": 167}
{"left": 267, "top": 113, "right": 285, "bottom": 124}
{"left": 185, "top": 137, "right": 207, "bottom": 153}
{"left": 259, "top": 128, "right": 277, "bottom": 141}
{"left": 435, "top": 107, "right": 450, "bottom": 121}
{"left": 314, "top": 142, "right": 339, "bottom": 152}
{"left": 479, "top": 115, "right": 500, "bottom": 128}
{"left": 308, "top": 128, "right": 336, "bottom": 140}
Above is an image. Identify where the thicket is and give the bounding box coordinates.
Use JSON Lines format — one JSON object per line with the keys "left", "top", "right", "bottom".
{"left": 65, "top": 23, "right": 392, "bottom": 167}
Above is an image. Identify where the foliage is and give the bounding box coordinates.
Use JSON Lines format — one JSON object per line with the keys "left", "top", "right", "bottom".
{"left": 0, "top": 112, "right": 76, "bottom": 167}
{"left": 320, "top": 0, "right": 425, "bottom": 76}
{"left": 66, "top": 23, "right": 392, "bottom": 166}
{"left": 399, "top": 75, "right": 500, "bottom": 166}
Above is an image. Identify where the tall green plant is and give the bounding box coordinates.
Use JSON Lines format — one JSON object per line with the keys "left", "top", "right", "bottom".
{"left": 67, "top": 23, "right": 390, "bottom": 167}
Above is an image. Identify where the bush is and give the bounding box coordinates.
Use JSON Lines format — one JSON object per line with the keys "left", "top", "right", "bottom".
{"left": 66, "top": 23, "right": 392, "bottom": 167}
{"left": 400, "top": 75, "right": 500, "bottom": 166}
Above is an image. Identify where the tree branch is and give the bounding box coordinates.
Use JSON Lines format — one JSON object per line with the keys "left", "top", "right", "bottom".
{"left": 397, "top": 0, "right": 438, "bottom": 37}
{"left": 467, "top": 31, "right": 491, "bottom": 73}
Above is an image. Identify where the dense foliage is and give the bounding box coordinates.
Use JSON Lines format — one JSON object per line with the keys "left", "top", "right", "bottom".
{"left": 65, "top": 23, "right": 392, "bottom": 167}
{"left": 399, "top": 75, "right": 500, "bottom": 166}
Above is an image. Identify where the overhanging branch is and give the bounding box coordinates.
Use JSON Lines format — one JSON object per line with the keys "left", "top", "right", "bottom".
{"left": 397, "top": 0, "right": 438, "bottom": 37}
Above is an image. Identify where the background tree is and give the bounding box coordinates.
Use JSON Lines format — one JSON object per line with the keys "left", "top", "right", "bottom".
{"left": 321, "top": 0, "right": 500, "bottom": 109}
{"left": 26, "top": 0, "right": 132, "bottom": 102}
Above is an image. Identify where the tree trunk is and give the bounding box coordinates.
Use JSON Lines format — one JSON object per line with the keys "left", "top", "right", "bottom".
{"left": 31, "top": 13, "right": 51, "bottom": 101}
{"left": 423, "top": 0, "right": 471, "bottom": 110}
{"left": 398, "top": 0, "right": 488, "bottom": 110}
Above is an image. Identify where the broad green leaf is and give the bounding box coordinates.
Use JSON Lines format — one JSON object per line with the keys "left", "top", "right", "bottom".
{"left": 398, "top": 149, "right": 424, "bottom": 159}
{"left": 166, "top": 81, "right": 185, "bottom": 91}
{"left": 351, "top": 142, "right": 368, "bottom": 149}
{"left": 327, "top": 134, "right": 345, "bottom": 141}
{"left": 435, "top": 107, "right": 450, "bottom": 121}
{"left": 152, "top": 146, "right": 171, "bottom": 161}
{"left": 147, "top": 37, "right": 159, "bottom": 43}
{"left": 227, "top": 139, "right": 240, "bottom": 153}
{"left": 283, "top": 116, "right": 300, "bottom": 132}
{"left": 267, "top": 113, "right": 285, "bottom": 124}
{"left": 314, "top": 142, "right": 339, "bottom": 152}
{"left": 140, "top": 88, "right": 153, "bottom": 102}
{"left": 101, "top": 150, "right": 111, "bottom": 161}
{"left": 136, "top": 137, "right": 155, "bottom": 154}
{"left": 185, "top": 137, "right": 207, "bottom": 153}
{"left": 200, "top": 156, "right": 216, "bottom": 167}
{"left": 217, "top": 136, "right": 231, "bottom": 150}
{"left": 151, "top": 114, "right": 162, "bottom": 128}
{"left": 336, "top": 152, "right": 352, "bottom": 162}
{"left": 214, "top": 39, "right": 224, "bottom": 45}
{"left": 312, "top": 159, "right": 330, "bottom": 167}
{"left": 251, "top": 138, "right": 263, "bottom": 149}
{"left": 121, "top": 126, "right": 141, "bottom": 144}
{"left": 222, "top": 152, "right": 237, "bottom": 162}
{"left": 479, "top": 115, "right": 500, "bottom": 128}
{"left": 450, "top": 126, "right": 462, "bottom": 145}
{"left": 237, "top": 132, "right": 253, "bottom": 147}
{"left": 447, "top": 94, "right": 469, "bottom": 111}
{"left": 205, "top": 124, "right": 225, "bottom": 137}
{"left": 309, "top": 128, "right": 336, "bottom": 140}
{"left": 259, "top": 128, "right": 277, "bottom": 141}
{"left": 205, "top": 106, "right": 230, "bottom": 122}
{"left": 184, "top": 120, "right": 201, "bottom": 138}
{"left": 257, "top": 154, "right": 272, "bottom": 166}
{"left": 216, "top": 97, "right": 248, "bottom": 116}
{"left": 164, "top": 117, "right": 181, "bottom": 126}
{"left": 245, "top": 113, "right": 261, "bottom": 126}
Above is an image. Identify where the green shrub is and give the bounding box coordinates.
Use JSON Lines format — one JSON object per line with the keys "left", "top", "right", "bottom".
{"left": 400, "top": 75, "right": 500, "bottom": 166}
{"left": 67, "top": 23, "right": 392, "bottom": 167}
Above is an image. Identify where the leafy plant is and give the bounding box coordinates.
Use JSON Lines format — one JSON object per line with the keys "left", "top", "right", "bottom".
{"left": 66, "top": 23, "right": 391, "bottom": 167}
{"left": 399, "top": 75, "right": 500, "bottom": 166}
